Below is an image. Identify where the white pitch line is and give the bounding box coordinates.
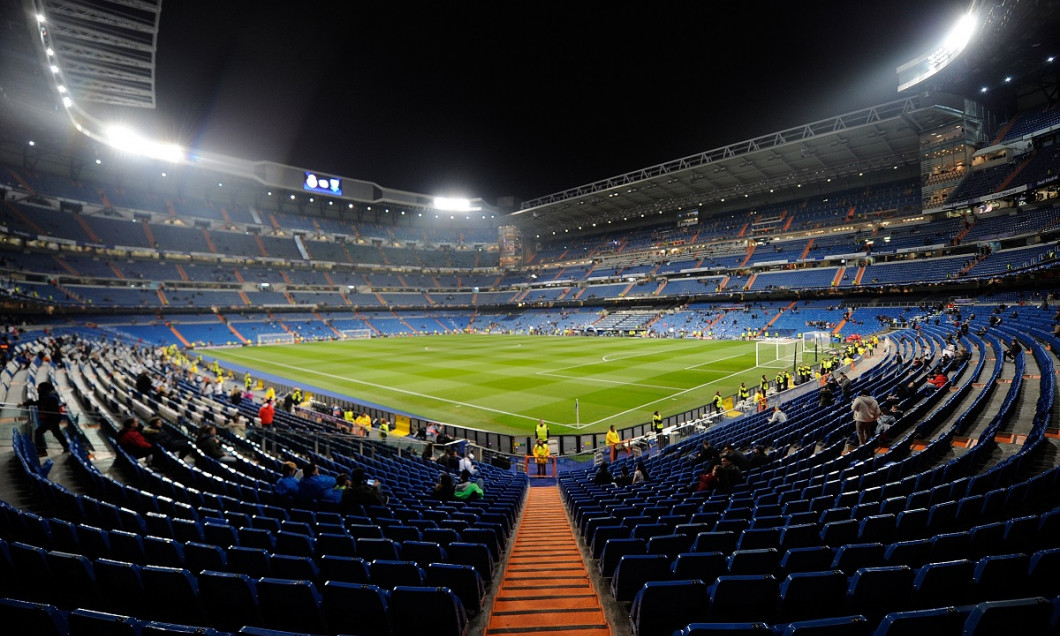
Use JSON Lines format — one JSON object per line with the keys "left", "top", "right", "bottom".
{"left": 567, "top": 363, "right": 758, "bottom": 429}
{"left": 218, "top": 350, "right": 542, "bottom": 424}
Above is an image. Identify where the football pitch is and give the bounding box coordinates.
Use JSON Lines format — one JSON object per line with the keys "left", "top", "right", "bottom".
{"left": 208, "top": 334, "right": 785, "bottom": 435}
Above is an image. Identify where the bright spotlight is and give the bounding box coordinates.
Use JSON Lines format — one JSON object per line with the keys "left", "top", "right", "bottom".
{"left": 104, "top": 125, "right": 184, "bottom": 163}
{"left": 897, "top": 11, "right": 978, "bottom": 92}
{"left": 433, "top": 196, "right": 480, "bottom": 212}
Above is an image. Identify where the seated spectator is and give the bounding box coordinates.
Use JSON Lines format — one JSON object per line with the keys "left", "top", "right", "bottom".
{"left": 433, "top": 472, "right": 455, "bottom": 501}
{"left": 768, "top": 405, "right": 787, "bottom": 425}
{"left": 928, "top": 372, "right": 948, "bottom": 390}
{"left": 746, "top": 444, "right": 770, "bottom": 470}
{"left": 614, "top": 466, "right": 633, "bottom": 486}
{"left": 141, "top": 416, "right": 193, "bottom": 460}
{"left": 196, "top": 425, "right": 236, "bottom": 464}
{"left": 458, "top": 450, "right": 477, "bottom": 476}
{"left": 445, "top": 447, "right": 462, "bottom": 472}
{"left": 274, "top": 461, "right": 301, "bottom": 503}
{"left": 593, "top": 463, "right": 614, "bottom": 486}
{"left": 297, "top": 462, "right": 341, "bottom": 505}
{"left": 343, "top": 468, "right": 385, "bottom": 508}
{"left": 421, "top": 442, "right": 436, "bottom": 461}
{"left": 454, "top": 470, "right": 484, "bottom": 500}
{"left": 221, "top": 413, "right": 247, "bottom": 438}
{"left": 1003, "top": 338, "right": 1022, "bottom": 362}
{"left": 691, "top": 439, "right": 720, "bottom": 470}
{"left": 117, "top": 416, "right": 163, "bottom": 463}
{"left": 632, "top": 459, "right": 650, "bottom": 484}
{"left": 721, "top": 444, "right": 748, "bottom": 471}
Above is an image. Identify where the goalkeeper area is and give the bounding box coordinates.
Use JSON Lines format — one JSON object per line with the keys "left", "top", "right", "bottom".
{"left": 756, "top": 332, "right": 834, "bottom": 368}
{"left": 209, "top": 334, "right": 805, "bottom": 436}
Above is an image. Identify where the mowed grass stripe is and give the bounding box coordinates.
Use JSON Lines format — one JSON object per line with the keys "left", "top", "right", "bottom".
{"left": 209, "top": 334, "right": 774, "bottom": 435}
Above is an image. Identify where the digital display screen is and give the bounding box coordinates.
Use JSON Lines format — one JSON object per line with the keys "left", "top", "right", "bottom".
{"left": 303, "top": 171, "right": 342, "bottom": 196}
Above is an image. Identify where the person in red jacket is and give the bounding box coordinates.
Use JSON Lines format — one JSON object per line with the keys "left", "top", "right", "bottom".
{"left": 928, "top": 372, "right": 948, "bottom": 390}
{"left": 116, "top": 417, "right": 163, "bottom": 463}
{"left": 258, "top": 398, "right": 275, "bottom": 427}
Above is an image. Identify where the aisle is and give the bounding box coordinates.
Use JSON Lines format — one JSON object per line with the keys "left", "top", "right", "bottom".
{"left": 485, "top": 486, "right": 612, "bottom": 635}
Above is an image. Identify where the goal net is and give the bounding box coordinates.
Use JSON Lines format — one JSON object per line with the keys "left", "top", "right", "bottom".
{"left": 340, "top": 329, "right": 373, "bottom": 340}
{"left": 257, "top": 332, "right": 295, "bottom": 346}
{"left": 756, "top": 338, "right": 800, "bottom": 369}
{"left": 802, "top": 330, "right": 833, "bottom": 362}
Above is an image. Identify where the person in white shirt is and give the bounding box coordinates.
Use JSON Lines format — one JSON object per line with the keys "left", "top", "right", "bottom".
{"left": 458, "top": 450, "right": 477, "bottom": 476}
{"left": 768, "top": 405, "right": 788, "bottom": 425}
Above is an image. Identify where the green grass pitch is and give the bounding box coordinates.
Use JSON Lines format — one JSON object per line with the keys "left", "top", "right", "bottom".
{"left": 208, "top": 334, "right": 789, "bottom": 435}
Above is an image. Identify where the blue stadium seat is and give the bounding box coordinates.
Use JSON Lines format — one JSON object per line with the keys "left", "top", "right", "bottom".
{"left": 872, "top": 606, "right": 970, "bottom": 635}
{"left": 390, "top": 585, "right": 468, "bottom": 636}
{"left": 962, "top": 596, "right": 1054, "bottom": 635}
{"left": 611, "top": 554, "right": 671, "bottom": 602}
{"left": 256, "top": 578, "right": 327, "bottom": 634}
{"left": 779, "top": 546, "right": 835, "bottom": 575}
{"left": 45, "top": 550, "right": 103, "bottom": 611}
{"left": 0, "top": 597, "right": 67, "bottom": 635}
{"left": 197, "top": 570, "right": 263, "bottom": 632}
{"left": 67, "top": 608, "right": 143, "bottom": 636}
{"left": 911, "top": 559, "right": 974, "bottom": 609}
{"left": 322, "top": 581, "right": 391, "bottom": 636}
{"left": 226, "top": 547, "right": 271, "bottom": 579}
{"left": 139, "top": 565, "right": 207, "bottom": 625}
{"left": 629, "top": 579, "right": 710, "bottom": 636}
{"left": 707, "top": 574, "right": 779, "bottom": 623}
{"left": 845, "top": 566, "right": 914, "bottom": 621}
{"left": 972, "top": 553, "right": 1030, "bottom": 602}
{"left": 599, "top": 538, "right": 646, "bottom": 578}
{"left": 425, "top": 563, "right": 486, "bottom": 616}
{"left": 269, "top": 554, "right": 320, "bottom": 583}
{"left": 369, "top": 559, "right": 425, "bottom": 590}
{"left": 777, "top": 569, "right": 848, "bottom": 623}
{"left": 672, "top": 551, "right": 728, "bottom": 583}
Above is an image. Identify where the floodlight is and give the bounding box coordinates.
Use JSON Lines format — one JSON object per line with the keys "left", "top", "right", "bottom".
{"left": 434, "top": 196, "right": 479, "bottom": 212}
{"left": 103, "top": 125, "right": 184, "bottom": 163}
{"left": 898, "top": 11, "right": 978, "bottom": 91}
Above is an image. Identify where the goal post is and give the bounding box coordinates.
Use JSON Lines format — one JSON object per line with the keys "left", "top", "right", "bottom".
{"left": 802, "top": 330, "right": 833, "bottom": 362}
{"left": 256, "top": 332, "right": 295, "bottom": 346}
{"left": 756, "top": 337, "right": 800, "bottom": 369}
{"left": 340, "top": 329, "right": 373, "bottom": 340}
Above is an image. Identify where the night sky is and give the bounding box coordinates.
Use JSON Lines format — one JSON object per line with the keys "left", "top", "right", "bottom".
{"left": 138, "top": 1, "right": 973, "bottom": 203}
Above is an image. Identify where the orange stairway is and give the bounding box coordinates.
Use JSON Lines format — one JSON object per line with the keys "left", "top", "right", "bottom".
{"left": 485, "top": 487, "right": 611, "bottom": 636}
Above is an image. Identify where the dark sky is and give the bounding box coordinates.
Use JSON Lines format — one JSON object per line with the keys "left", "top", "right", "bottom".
{"left": 143, "top": 1, "right": 973, "bottom": 203}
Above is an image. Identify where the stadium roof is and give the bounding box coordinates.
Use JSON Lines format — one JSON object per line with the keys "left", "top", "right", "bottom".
{"left": 512, "top": 94, "right": 967, "bottom": 232}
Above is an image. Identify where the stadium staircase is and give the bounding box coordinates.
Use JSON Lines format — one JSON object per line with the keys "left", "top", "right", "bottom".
{"left": 175, "top": 265, "right": 190, "bottom": 282}
{"left": 800, "top": 238, "right": 815, "bottom": 260}
{"left": 168, "top": 324, "right": 192, "bottom": 347}
{"left": 831, "top": 267, "right": 846, "bottom": 287}
{"left": 739, "top": 242, "right": 756, "bottom": 267}
{"left": 220, "top": 315, "right": 250, "bottom": 344}
{"left": 4, "top": 200, "right": 44, "bottom": 234}
{"left": 485, "top": 487, "right": 611, "bottom": 636}
{"left": 73, "top": 212, "right": 101, "bottom": 244}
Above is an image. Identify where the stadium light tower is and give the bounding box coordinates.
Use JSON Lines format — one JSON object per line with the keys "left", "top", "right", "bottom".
{"left": 897, "top": 9, "right": 979, "bottom": 92}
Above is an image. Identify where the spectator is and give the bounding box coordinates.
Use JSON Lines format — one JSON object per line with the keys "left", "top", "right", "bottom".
{"left": 593, "top": 463, "right": 614, "bottom": 485}
{"left": 22, "top": 381, "right": 69, "bottom": 456}
{"left": 1003, "top": 338, "right": 1022, "bottom": 362}
{"left": 229, "top": 387, "right": 243, "bottom": 407}
{"left": 614, "top": 466, "right": 633, "bottom": 486}
{"left": 454, "top": 470, "right": 484, "bottom": 500}
{"left": 445, "top": 447, "right": 461, "bottom": 472}
{"left": 258, "top": 398, "right": 275, "bottom": 427}
{"left": 297, "top": 462, "right": 342, "bottom": 505}
{"left": 433, "top": 472, "right": 455, "bottom": 501}
{"left": 837, "top": 373, "right": 852, "bottom": 401}
{"left": 421, "top": 442, "right": 436, "bottom": 461}
{"left": 196, "top": 425, "right": 236, "bottom": 464}
{"left": 342, "top": 468, "right": 385, "bottom": 508}
{"left": 928, "top": 372, "right": 948, "bottom": 390}
{"left": 746, "top": 444, "right": 770, "bottom": 470}
{"left": 721, "top": 444, "right": 748, "bottom": 471}
{"left": 692, "top": 439, "right": 720, "bottom": 471}
{"left": 141, "top": 416, "right": 193, "bottom": 460}
{"left": 274, "top": 461, "right": 301, "bottom": 503}
{"left": 851, "top": 390, "right": 882, "bottom": 446}
{"left": 632, "top": 459, "right": 650, "bottom": 484}
{"left": 117, "top": 416, "right": 163, "bottom": 464}
{"left": 458, "top": 450, "right": 477, "bottom": 476}
{"left": 768, "top": 405, "right": 787, "bottom": 425}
